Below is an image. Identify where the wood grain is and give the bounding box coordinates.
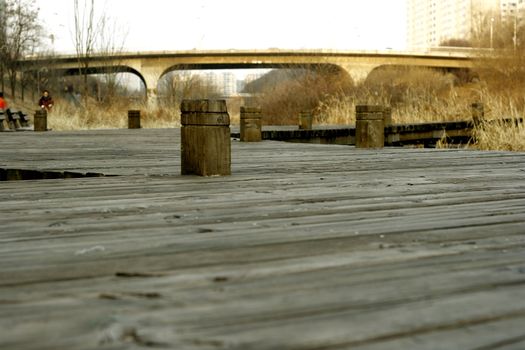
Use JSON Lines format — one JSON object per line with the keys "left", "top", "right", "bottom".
{"left": 1, "top": 128, "right": 524, "bottom": 349}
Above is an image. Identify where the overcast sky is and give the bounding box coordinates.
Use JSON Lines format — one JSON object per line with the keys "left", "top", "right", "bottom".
{"left": 36, "top": 0, "right": 407, "bottom": 53}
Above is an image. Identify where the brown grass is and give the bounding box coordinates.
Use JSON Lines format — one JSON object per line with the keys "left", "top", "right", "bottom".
{"left": 47, "top": 99, "right": 181, "bottom": 131}
{"left": 39, "top": 61, "right": 525, "bottom": 151}
{"left": 46, "top": 95, "right": 246, "bottom": 131}
{"left": 473, "top": 121, "right": 525, "bottom": 151}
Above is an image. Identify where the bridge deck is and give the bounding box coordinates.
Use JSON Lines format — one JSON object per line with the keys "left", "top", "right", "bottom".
{"left": 1, "top": 129, "right": 525, "bottom": 349}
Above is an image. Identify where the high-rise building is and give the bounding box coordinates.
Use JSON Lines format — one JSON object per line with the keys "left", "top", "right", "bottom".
{"left": 500, "top": 0, "right": 525, "bottom": 25}
{"left": 407, "top": 0, "right": 500, "bottom": 49}
{"left": 204, "top": 71, "right": 238, "bottom": 96}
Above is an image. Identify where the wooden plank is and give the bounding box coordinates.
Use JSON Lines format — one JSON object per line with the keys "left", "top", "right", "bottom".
{"left": 0, "top": 129, "right": 525, "bottom": 349}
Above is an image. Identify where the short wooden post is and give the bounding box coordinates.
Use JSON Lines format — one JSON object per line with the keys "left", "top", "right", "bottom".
{"left": 471, "top": 102, "right": 484, "bottom": 126}
{"left": 34, "top": 109, "right": 47, "bottom": 132}
{"left": 356, "top": 105, "right": 384, "bottom": 149}
{"left": 180, "top": 99, "right": 231, "bottom": 176}
{"left": 128, "top": 110, "right": 141, "bottom": 129}
{"left": 383, "top": 106, "right": 392, "bottom": 127}
{"left": 240, "top": 106, "right": 262, "bottom": 142}
{"left": 299, "top": 111, "right": 313, "bottom": 130}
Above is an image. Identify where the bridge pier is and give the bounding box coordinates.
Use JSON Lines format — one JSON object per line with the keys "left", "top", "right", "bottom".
{"left": 142, "top": 68, "right": 162, "bottom": 105}
{"left": 340, "top": 63, "right": 380, "bottom": 84}
{"left": 147, "top": 88, "right": 158, "bottom": 105}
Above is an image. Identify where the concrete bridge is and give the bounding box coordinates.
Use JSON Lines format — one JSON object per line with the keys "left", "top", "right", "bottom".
{"left": 22, "top": 49, "right": 476, "bottom": 100}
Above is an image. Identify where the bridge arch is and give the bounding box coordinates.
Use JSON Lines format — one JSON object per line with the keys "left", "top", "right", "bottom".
{"left": 20, "top": 49, "right": 475, "bottom": 103}
{"left": 155, "top": 62, "right": 353, "bottom": 98}
{"left": 60, "top": 65, "right": 147, "bottom": 95}
{"left": 364, "top": 64, "right": 477, "bottom": 85}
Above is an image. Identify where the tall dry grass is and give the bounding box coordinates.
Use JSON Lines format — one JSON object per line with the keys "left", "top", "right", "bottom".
{"left": 473, "top": 120, "right": 525, "bottom": 151}
{"left": 315, "top": 67, "right": 473, "bottom": 125}
{"left": 263, "top": 64, "right": 524, "bottom": 151}
{"left": 39, "top": 57, "right": 525, "bottom": 151}
{"left": 46, "top": 96, "right": 244, "bottom": 131}
{"left": 47, "top": 98, "right": 181, "bottom": 131}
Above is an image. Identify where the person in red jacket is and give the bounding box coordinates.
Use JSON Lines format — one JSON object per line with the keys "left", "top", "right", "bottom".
{"left": 38, "top": 90, "right": 54, "bottom": 111}
{"left": 0, "top": 91, "right": 7, "bottom": 110}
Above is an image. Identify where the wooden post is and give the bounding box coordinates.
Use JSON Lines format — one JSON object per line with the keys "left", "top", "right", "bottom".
{"left": 128, "top": 110, "right": 141, "bottom": 129}
{"left": 34, "top": 109, "right": 47, "bottom": 132}
{"left": 240, "top": 106, "right": 262, "bottom": 142}
{"left": 356, "top": 105, "right": 384, "bottom": 149}
{"left": 180, "top": 99, "right": 231, "bottom": 176}
{"left": 383, "top": 106, "right": 392, "bottom": 127}
{"left": 471, "top": 103, "right": 484, "bottom": 126}
{"left": 299, "top": 111, "right": 313, "bottom": 130}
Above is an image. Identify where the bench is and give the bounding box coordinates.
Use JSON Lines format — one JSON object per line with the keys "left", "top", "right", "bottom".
{"left": 6, "top": 109, "right": 22, "bottom": 129}
{"left": 16, "top": 111, "right": 30, "bottom": 127}
{"left": 1, "top": 108, "right": 32, "bottom": 131}
{"left": 0, "top": 109, "right": 9, "bottom": 131}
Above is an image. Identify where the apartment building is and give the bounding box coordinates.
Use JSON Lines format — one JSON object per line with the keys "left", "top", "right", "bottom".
{"left": 500, "top": 0, "right": 525, "bottom": 24}
{"left": 407, "top": 0, "right": 500, "bottom": 48}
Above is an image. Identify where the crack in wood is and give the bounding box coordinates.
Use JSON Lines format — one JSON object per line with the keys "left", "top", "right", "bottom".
{"left": 0, "top": 167, "right": 106, "bottom": 181}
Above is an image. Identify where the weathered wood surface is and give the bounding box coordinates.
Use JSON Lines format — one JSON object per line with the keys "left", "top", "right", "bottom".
{"left": 1, "top": 129, "right": 525, "bottom": 349}
{"left": 181, "top": 100, "right": 231, "bottom": 176}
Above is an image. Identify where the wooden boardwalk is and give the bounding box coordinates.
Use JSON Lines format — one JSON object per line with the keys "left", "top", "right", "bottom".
{"left": 1, "top": 129, "right": 525, "bottom": 350}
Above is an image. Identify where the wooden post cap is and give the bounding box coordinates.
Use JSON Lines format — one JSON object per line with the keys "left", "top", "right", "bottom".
{"left": 181, "top": 99, "right": 228, "bottom": 113}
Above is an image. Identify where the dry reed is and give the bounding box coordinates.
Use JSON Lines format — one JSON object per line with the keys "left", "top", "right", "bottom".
{"left": 46, "top": 99, "right": 181, "bottom": 131}
{"left": 40, "top": 64, "right": 524, "bottom": 151}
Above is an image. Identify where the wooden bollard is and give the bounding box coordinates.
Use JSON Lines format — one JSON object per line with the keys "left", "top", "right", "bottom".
{"left": 299, "top": 111, "right": 313, "bottom": 130}
{"left": 471, "top": 103, "right": 484, "bottom": 126}
{"left": 240, "top": 106, "right": 262, "bottom": 142}
{"left": 128, "top": 110, "right": 141, "bottom": 129}
{"left": 180, "top": 99, "right": 231, "bottom": 176}
{"left": 34, "top": 109, "right": 47, "bottom": 132}
{"left": 383, "top": 106, "right": 392, "bottom": 127}
{"left": 356, "top": 105, "right": 384, "bottom": 149}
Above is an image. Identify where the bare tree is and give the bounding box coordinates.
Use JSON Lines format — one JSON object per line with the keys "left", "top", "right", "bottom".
{"left": 159, "top": 69, "right": 222, "bottom": 107}
{"left": 0, "top": 0, "right": 40, "bottom": 98}
{"left": 96, "top": 14, "right": 128, "bottom": 103}
{"left": 470, "top": 8, "right": 525, "bottom": 103}
{"left": 72, "top": 0, "right": 103, "bottom": 103}
{"left": 0, "top": 0, "right": 6, "bottom": 92}
{"left": 72, "top": 0, "right": 130, "bottom": 104}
